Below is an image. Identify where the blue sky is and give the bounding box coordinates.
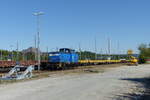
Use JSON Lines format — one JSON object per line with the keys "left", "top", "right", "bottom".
{"left": 0, "top": 0, "right": 149, "bottom": 54}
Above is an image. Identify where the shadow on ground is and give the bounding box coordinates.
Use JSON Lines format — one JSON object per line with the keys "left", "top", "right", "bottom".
{"left": 116, "top": 77, "right": 150, "bottom": 100}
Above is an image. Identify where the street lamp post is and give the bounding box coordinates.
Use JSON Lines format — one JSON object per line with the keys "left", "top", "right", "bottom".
{"left": 33, "top": 11, "right": 44, "bottom": 70}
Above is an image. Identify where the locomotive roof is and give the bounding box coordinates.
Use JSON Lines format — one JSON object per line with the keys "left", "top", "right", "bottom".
{"left": 59, "top": 48, "right": 74, "bottom": 50}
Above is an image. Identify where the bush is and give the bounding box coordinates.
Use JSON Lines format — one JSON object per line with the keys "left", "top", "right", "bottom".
{"left": 138, "top": 44, "right": 150, "bottom": 63}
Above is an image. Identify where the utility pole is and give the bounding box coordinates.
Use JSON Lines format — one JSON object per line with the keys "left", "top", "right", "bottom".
{"left": 33, "top": 11, "right": 44, "bottom": 70}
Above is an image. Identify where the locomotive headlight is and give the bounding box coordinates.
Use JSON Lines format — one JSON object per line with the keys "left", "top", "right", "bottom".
{"left": 49, "top": 54, "right": 53, "bottom": 56}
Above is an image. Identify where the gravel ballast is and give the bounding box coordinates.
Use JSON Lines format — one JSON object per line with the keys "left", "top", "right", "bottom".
{"left": 0, "top": 64, "right": 150, "bottom": 100}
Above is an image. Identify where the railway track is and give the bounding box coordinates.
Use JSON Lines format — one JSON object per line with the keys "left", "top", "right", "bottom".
{"left": 0, "top": 60, "right": 128, "bottom": 72}
{"left": 0, "top": 61, "right": 37, "bottom": 72}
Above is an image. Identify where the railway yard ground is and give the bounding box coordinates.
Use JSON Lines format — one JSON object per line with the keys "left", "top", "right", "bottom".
{"left": 0, "top": 64, "right": 150, "bottom": 100}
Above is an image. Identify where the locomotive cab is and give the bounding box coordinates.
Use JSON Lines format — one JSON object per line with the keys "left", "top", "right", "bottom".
{"left": 46, "top": 48, "right": 78, "bottom": 68}
{"left": 49, "top": 48, "right": 78, "bottom": 63}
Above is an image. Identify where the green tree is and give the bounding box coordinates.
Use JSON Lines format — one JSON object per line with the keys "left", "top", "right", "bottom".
{"left": 138, "top": 44, "right": 150, "bottom": 63}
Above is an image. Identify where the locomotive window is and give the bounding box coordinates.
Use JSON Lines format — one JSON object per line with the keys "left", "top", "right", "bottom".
{"left": 59, "top": 48, "right": 75, "bottom": 53}
{"left": 59, "top": 49, "right": 65, "bottom": 53}
{"left": 59, "top": 49, "right": 65, "bottom": 52}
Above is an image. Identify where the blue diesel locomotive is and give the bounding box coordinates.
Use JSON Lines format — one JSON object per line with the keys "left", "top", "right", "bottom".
{"left": 41, "top": 48, "right": 79, "bottom": 69}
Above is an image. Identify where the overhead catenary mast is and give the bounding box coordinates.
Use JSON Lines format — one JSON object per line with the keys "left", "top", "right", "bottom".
{"left": 46, "top": 46, "right": 48, "bottom": 60}
{"left": 94, "top": 37, "right": 97, "bottom": 60}
{"left": 10, "top": 45, "right": 13, "bottom": 61}
{"left": 34, "top": 34, "right": 37, "bottom": 61}
{"left": 107, "top": 38, "right": 111, "bottom": 60}
{"left": 100, "top": 48, "right": 103, "bottom": 60}
{"left": 117, "top": 41, "right": 120, "bottom": 59}
{"left": 78, "top": 43, "right": 82, "bottom": 60}
{"left": 108, "top": 38, "right": 111, "bottom": 55}
{"left": 16, "top": 41, "right": 19, "bottom": 62}
{"left": 0, "top": 50, "right": 2, "bottom": 61}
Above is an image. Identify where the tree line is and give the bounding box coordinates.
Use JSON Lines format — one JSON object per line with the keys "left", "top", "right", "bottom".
{"left": 77, "top": 51, "right": 130, "bottom": 60}
{"left": 0, "top": 47, "right": 142, "bottom": 62}
{"left": 0, "top": 49, "right": 48, "bottom": 61}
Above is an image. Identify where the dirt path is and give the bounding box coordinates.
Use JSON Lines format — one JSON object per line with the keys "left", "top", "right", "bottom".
{"left": 0, "top": 64, "right": 150, "bottom": 100}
